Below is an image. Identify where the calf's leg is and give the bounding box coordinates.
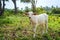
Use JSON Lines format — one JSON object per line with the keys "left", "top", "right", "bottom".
{"left": 33, "top": 24, "right": 37, "bottom": 38}
{"left": 45, "top": 20, "right": 48, "bottom": 33}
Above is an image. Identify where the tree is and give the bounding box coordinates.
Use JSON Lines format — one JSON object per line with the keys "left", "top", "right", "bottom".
{"left": 21, "top": 0, "right": 37, "bottom": 12}
{"left": 0, "top": 0, "right": 1, "bottom": 10}
{"left": 31, "top": 0, "right": 36, "bottom": 12}
{"left": 52, "top": 7, "right": 60, "bottom": 14}
{"left": 21, "top": 0, "right": 30, "bottom": 3}
{"left": 12, "top": 0, "right": 17, "bottom": 14}
{"left": 25, "top": 6, "right": 29, "bottom": 12}
{"left": 3, "top": 0, "right": 5, "bottom": 14}
{"left": 0, "top": 0, "right": 3, "bottom": 16}
{"left": 0, "top": 0, "right": 8, "bottom": 16}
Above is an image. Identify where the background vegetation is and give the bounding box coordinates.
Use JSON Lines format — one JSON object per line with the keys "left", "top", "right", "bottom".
{"left": 0, "top": 7, "right": 60, "bottom": 40}
{"left": 0, "top": 0, "right": 60, "bottom": 40}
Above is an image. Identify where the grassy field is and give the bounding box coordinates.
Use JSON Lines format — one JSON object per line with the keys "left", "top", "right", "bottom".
{"left": 0, "top": 14, "right": 60, "bottom": 40}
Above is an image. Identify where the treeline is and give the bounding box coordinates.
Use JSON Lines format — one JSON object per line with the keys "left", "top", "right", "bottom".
{"left": 0, "top": 0, "right": 37, "bottom": 16}
{"left": 0, "top": 0, "right": 60, "bottom": 16}
{"left": 4, "top": 6, "right": 60, "bottom": 15}
{"left": 44, "top": 6, "right": 60, "bottom": 14}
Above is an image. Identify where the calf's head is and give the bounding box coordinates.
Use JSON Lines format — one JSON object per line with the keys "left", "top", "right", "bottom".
{"left": 25, "top": 11, "right": 37, "bottom": 18}
{"left": 28, "top": 11, "right": 34, "bottom": 17}
{"left": 25, "top": 11, "right": 33, "bottom": 17}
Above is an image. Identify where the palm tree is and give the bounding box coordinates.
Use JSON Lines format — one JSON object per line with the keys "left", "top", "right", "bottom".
{"left": 12, "top": 0, "right": 17, "bottom": 14}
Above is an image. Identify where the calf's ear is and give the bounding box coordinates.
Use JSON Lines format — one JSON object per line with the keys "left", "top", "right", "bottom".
{"left": 33, "top": 12, "right": 37, "bottom": 15}
{"left": 33, "top": 13, "right": 36, "bottom": 15}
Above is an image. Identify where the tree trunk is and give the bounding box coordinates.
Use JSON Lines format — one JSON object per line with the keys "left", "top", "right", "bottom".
{"left": 14, "top": 1, "right": 17, "bottom": 14}
{"left": 12, "top": 0, "right": 17, "bottom": 14}
{"left": 31, "top": 0, "right": 36, "bottom": 12}
{"left": 3, "top": 0, "right": 5, "bottom": 14}
{"left": 0, "top": 0, "right": 3, "bottom": 16}
{"left": 0, "top": 0, "right": 1, "bottom": 10}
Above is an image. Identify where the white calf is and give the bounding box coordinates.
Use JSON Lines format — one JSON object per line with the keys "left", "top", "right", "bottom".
{"left": 27, "top": 11, "right": 48, "bottom": 38}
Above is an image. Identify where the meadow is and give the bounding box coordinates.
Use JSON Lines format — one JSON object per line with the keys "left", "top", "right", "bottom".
{"left": 0, "top": 11, "right": 60, "bottom": 40}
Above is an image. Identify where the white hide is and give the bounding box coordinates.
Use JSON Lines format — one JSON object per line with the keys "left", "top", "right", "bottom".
{"left": 28, "top": 12, "right": 48, "bottom": 38}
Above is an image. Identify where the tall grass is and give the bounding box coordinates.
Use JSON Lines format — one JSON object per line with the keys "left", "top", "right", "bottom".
{"left": 0, "top": 13, "right": 60, "bottom": 40}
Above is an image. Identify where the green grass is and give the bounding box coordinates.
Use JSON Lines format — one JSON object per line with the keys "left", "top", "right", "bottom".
{"left": 0, "top": 14, "right": 60, "bottom": 40}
